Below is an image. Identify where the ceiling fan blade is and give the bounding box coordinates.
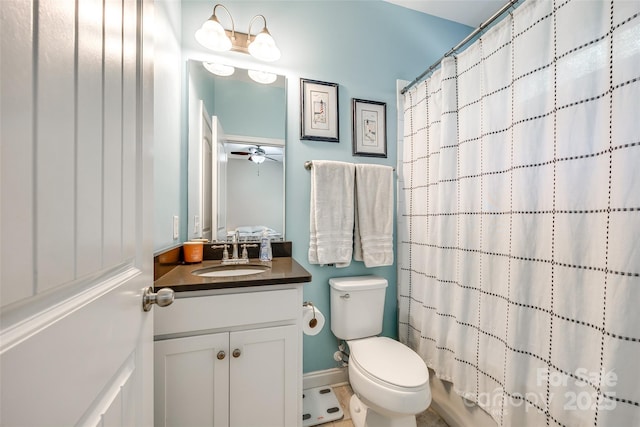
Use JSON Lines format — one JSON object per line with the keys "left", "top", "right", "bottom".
{"left": 231, "top": 146, "right": 260, "bottom": 156}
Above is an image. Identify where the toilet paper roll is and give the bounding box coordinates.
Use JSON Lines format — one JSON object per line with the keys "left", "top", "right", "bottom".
{"left": 302, "top": 304, "right": 325, "bottom": 336}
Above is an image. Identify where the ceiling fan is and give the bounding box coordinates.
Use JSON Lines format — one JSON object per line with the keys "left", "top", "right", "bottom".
{"left": 229, "top": 145, "right": 280, "bottom": 164}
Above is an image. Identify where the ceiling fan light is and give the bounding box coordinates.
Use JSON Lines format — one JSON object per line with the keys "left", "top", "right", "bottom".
{"left": 250, "top": 153, "right": 266, "bottom": 164}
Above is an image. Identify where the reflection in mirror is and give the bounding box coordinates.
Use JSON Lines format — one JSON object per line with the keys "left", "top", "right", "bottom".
{"left": 187, "top": 60, "right": 286, "bottom": 243}
{"left": 225, "top": 138, "right": 284, "bottom": 241}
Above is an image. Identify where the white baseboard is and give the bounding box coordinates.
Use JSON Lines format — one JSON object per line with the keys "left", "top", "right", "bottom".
{"left": 303, "top": 367, "right": 348, "bottom": 390}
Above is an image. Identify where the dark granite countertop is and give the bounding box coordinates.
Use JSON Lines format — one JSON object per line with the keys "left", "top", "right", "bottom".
{"left": 153, "top": 257, "right": 312, "bottom": 293}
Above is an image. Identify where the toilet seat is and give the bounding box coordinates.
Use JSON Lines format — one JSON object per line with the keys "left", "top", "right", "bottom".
{"left": 348, "top": 337, "right": 429, "bottom": 390}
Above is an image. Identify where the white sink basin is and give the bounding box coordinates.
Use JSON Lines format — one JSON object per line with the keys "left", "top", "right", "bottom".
{"left": 192, "top": 263, "right": 270, "bottom": 278}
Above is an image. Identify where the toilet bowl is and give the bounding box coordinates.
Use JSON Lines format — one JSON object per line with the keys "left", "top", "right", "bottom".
{"left": 347, "top": 337, "right": 431, "bottom": 427}
{"left": 329, "top": 276, "right": 432, "bottom": 427}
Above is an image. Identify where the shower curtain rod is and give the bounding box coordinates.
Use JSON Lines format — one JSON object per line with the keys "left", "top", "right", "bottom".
{"left": 400, "top": 0, "right": 519, "bottom": 95}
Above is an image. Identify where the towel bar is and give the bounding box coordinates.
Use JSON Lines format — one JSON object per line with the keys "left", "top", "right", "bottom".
{"left": 304, "top": 160, "right": 394, "bottom": 171}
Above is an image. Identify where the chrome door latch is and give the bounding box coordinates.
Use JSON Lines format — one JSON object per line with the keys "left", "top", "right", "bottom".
{"left": 142, "top": 286, "right": 175, "bottom": 312}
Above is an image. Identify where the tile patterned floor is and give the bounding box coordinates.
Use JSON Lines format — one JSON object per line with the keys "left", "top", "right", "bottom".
{"left": 322, "top": 384, "right": 449, "bottom": 427}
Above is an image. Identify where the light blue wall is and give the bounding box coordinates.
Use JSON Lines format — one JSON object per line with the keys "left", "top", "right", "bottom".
{"left": 188, "top": 60, "right": 217, "bottom": 119}
{"left": 154, "top": 0, "right": 185, "bottom": 252}
{"left": 214, "top": 78, "right": 285, "bottom": 139}
{"left": 170, "top": 0, "right": 472, "bottom": 373}
{"left": 189, "top": 60, "right": 286, "bottom": 139}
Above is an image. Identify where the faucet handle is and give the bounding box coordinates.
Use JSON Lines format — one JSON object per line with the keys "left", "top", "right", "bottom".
{"left": 240, "top": 244, "right": 258, "bottom": 260}
{"left": 211, "top": 243, "right": 229, "bottom": 260}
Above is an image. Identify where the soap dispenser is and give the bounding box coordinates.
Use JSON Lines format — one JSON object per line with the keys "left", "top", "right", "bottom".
{"left": 259, "top": 228, "right": 272, "bottom": 261}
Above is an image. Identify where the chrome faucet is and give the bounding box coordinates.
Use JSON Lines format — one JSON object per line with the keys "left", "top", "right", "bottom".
{"left": 211, "top": 231, "right": 256, "bottom": 264}
{"left": 231, "top": 230, "right": 240, "bottom": 260}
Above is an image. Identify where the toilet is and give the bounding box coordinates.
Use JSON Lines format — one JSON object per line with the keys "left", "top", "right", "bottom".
{"left": 329, "top": 276, "right": 431, "bottom": 427}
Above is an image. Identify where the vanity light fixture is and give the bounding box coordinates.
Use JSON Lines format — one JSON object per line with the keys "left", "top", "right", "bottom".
{"left": 195, "top": 3, "right": 281, "bottom": 62}
{"left": 203, "top": 62, "right": 235, "bottom": 77}
{"left": 247, "top": 69, "right": 277, "bottom": 85}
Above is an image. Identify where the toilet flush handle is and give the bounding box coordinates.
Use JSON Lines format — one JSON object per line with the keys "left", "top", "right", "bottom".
{"left": 340, "top": 293, "right": 350, "bottom": 299}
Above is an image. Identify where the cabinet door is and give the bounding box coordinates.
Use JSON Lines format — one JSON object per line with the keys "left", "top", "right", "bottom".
{"left": 229, "top": 325, "right": 298, "bottom": 427}
{"left": 155, "top": 333, "right": 229, "bottom": 427}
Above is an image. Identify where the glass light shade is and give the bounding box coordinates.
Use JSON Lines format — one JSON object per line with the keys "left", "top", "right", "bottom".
{"left": 195, "top": 17, "right": 232, "bottom": 52}
{"left": 203, "top": 62, "right": 235, "bottom": 77}
{"left": 248, "top": 69, "right": 277, "bottom": 85}
{"left": 247, "top": 30, "right": 281, "bottom": 62}
{"left": 250, "top": 154, "right": 266, "bottom": 164}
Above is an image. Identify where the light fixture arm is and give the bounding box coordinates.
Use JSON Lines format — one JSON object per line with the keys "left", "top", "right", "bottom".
{"left": 246, "top": 14, "right": 280, "bottom": 61}
{"left": 212, "top": 3, "right": 236, "bottom": 41}
{"left": 247, "top": 14, "right": 268, "bottom": 44}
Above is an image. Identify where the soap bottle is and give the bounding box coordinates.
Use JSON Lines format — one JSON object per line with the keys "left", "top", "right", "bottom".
{"left": 259, "top": 229, "right": 272, "bottom": 261}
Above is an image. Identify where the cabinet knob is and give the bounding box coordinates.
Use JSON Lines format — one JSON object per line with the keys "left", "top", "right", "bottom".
{"left": 232, "top": 349, "right": 241, "bottom": 358}
{"left": 217, "top": 351, "right": 226, "bottom": 360}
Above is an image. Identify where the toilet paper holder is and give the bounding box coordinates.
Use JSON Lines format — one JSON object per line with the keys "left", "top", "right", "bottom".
{"left": 303, "top": 301, "right": 318, "bottom": 328}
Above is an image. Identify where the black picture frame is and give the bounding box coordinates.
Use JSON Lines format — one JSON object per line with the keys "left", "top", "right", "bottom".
{"left": 300, "top": 78, "right": 339, "bottom": 142}
{"left": 352, "top": 98, "right": 387, "bottom": 158}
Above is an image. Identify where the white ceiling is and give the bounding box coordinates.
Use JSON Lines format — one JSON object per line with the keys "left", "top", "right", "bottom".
{"left": 384, "top": 0, "right": 507, "bottom": 27}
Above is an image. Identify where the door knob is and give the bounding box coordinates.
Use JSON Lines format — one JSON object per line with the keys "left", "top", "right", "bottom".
{"left": 142, "top": 286, "right": 175, "bottom": 312}
{"left": 232, "top": 349, "right": 241, "bottom": 358}
{"left": 217, "top": 351, "right": 226, "bottom": 360}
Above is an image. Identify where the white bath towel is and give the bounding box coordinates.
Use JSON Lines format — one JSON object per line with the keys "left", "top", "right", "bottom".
{"left": 308, "top": 160, "right": 355, "bottom": 268}
{"left": 354, "top": 164, "right": 394, "bottom": 267}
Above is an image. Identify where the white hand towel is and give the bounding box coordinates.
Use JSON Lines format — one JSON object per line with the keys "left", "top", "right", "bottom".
{"left": 354, "top": 164, "right": 394, "bottom": 267}
{"left": 308, "top": 160, "right": 355, "bottom": 268}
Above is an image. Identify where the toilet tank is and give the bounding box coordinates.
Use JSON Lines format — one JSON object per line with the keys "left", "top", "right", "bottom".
{"left": 329, "top": 276, "right": 388, "bottom": 340}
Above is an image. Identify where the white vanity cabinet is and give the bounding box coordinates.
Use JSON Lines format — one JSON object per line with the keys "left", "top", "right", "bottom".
{"left": 154, "top": 332, "right": 229, "bottom": 427}
{"left": 153, "top": 286, "right": 303, "bottom": 427}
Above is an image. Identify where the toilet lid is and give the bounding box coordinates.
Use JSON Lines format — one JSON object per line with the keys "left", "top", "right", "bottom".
{"left": 349, "top": 337, "right": 429, "bottom": 388}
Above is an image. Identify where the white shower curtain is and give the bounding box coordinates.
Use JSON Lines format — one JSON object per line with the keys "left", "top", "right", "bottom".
{"left": 399, "top": 0, "right": 640, "bottom": 425}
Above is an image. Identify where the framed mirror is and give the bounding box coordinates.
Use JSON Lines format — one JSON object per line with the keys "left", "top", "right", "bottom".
{"left": 187, "top": 60, "right": 286, "bottom": 243}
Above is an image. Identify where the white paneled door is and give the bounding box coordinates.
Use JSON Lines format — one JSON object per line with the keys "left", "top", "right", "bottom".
{"left": 0, "top": 0, "right": 155, "bottom": 425}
